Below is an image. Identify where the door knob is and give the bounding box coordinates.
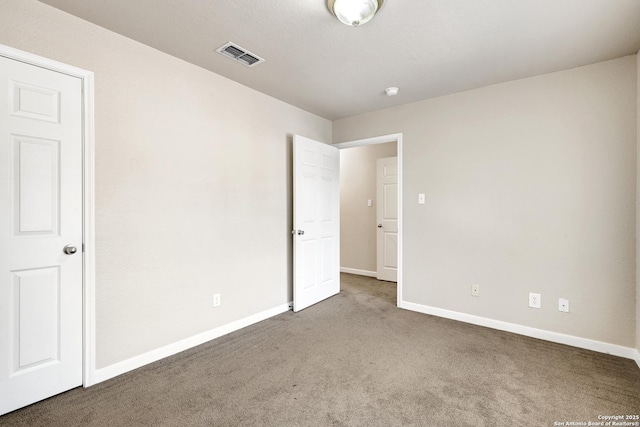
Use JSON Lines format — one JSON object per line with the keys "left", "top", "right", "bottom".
{"left": 377, "top": 224, "right": 383, "bottom": 228}
{"left": 63, "top": 245, "right": 77, "bottom": 255}
{"left": 297, "top": 230, "right": 305, "bottom": 235}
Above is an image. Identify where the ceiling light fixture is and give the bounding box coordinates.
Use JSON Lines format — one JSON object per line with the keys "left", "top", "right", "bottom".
{"left": 328, "top": 0, "right": 384, "bottom": 27}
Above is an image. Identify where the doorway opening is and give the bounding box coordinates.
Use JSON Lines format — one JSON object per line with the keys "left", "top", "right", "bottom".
{"left": 334, "top": 133, "right": 403, "bottom": 306}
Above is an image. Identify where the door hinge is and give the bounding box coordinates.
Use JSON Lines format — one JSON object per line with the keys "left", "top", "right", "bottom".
{"left": 82, "top": 243, "right": 85, "bottom": 253}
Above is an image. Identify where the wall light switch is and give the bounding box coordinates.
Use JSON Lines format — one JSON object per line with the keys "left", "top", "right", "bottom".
{"left": 418, "top": 194, "right": 425, "bottom": 204}
{"left": 367, "top": 199, "right": 373, "bottom": 207}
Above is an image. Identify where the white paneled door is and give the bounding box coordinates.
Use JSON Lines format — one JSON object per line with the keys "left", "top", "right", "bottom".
{"left": 0, "top": 56, "right": 83, "bottom": 415}
{"left": 292, "top": 135, "right": 340, "bottom": 312}
{"left": 376, "top": 157, "right": 398, "bottom": 282}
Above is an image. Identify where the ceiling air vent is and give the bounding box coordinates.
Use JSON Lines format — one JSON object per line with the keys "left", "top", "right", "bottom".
{"left": 216, "top": 42, "right": 265, "bottom": 68}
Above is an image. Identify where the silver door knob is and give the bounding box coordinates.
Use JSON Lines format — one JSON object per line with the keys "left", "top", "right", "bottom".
{"left": 63, "top": 245, "right": 77, "bottom": 255}
{"left": 377, "top": 224, "right": 382, "bottom": 228}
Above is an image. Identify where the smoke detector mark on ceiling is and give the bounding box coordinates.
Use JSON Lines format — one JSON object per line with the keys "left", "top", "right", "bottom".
{"left": 216, "top": 42, "right": 265, "bottom": 67}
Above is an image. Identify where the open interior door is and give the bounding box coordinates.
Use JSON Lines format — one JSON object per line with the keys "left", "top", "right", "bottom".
{"left": 292, "top": 135, "right": 340, "bottom": 312}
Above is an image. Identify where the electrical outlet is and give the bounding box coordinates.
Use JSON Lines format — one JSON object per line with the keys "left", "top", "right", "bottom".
{"left": 528, "top": 293, "right": 541, "bottom": 309}
{"left": 213, "top": 293, "right": 221, "bottom": 307}
{"left": 471, "top": 284, "right": 480, "bottom": 297}
{"left": 558, "top": 298, "right": 569, "bottom": 313}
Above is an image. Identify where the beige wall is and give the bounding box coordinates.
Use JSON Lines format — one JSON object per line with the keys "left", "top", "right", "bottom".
{"left": 340, "top": 143, "right": 397, "bottom": 273}
{"left": 0, "top": 0, "right": 331, "bottom": 368}
{"left": 1, "top": 1, "right": 637, "bottom": 371}
{"left": 335, "top": 56, "right": 637, "bottom": 348}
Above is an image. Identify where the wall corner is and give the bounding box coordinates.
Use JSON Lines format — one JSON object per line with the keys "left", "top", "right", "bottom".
{"left": 636, "top": 50, "right": 640, "bottom": 355}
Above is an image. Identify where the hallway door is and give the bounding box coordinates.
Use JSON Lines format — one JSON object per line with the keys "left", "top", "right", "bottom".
{"left": 376, "top": 156, "right": 397, "bottom": 282}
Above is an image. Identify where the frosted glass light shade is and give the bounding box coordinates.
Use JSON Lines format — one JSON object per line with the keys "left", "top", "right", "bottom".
{"left": 330, "top": 0, "right": 383, "bottom": 27}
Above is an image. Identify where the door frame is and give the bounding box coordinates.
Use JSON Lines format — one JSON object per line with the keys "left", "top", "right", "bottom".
{"left": 334, "top": 133, "right": 403, "bottom": 306}
{"left": 0, "top": 44, "right": 96, "bottom": 387}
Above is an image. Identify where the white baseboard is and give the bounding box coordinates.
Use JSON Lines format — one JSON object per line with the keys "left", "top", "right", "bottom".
{"left": 90, "top": 302, "right": 292, "bottom": 385}
{"left": 340, "top": 267, "right": 377, "bottom": 277}
{"left": 399, "top": 300, "right": 638, "bottom": 362}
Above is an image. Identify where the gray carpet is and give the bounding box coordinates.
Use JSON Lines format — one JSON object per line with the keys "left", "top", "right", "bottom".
{"left": 2, "top": 273, "right": 639, "bottom": 426}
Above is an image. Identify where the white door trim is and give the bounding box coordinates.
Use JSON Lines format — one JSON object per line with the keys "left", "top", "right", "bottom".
{"left": 0, "top": 44, "right": 96, "bottom": 387}
{"left": 334, "top": 133, "right": 403, "bottom": 306}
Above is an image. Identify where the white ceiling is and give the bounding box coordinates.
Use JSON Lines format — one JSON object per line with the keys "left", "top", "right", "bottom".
{"left": 39, "top": 0, "right": 640, "bottom": 120}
